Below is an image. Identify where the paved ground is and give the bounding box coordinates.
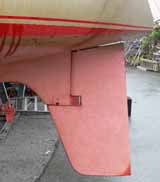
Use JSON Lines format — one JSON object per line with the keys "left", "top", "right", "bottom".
{"left": 38, "top": 66, "right": 160, "bottom": 182}
{"left": 0, "top": 113, "right": 58, "bottom": 182}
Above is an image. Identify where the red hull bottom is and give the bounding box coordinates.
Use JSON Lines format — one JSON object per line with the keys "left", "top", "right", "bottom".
{"left": 0, "top": 43, "right": 130, "bottom": 176}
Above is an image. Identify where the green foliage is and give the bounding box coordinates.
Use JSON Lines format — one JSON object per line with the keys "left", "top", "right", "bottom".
{"left": 150, "top": 28, "right": 160, "bottom": 40}
{"left": 140, "top": 28, "right": 160, "bottom": 50}
{"left": 141, "top": 36, "right": 151, "bottom": 50}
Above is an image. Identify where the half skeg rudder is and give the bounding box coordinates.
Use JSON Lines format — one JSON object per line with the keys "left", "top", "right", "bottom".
{"left": 50, "top": 43, "right": 130, "bottom": 176}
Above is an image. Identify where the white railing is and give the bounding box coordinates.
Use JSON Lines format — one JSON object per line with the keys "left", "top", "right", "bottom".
{"left": 10, "top": 96, "right": 48, "bottom": 112}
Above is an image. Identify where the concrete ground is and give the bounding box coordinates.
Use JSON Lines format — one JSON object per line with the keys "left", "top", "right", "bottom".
{"left": 38, "top": 66, "right": 160, "bottom": 182}
{"left": 0, "top": 113, "right": 58, "bottom": 182}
